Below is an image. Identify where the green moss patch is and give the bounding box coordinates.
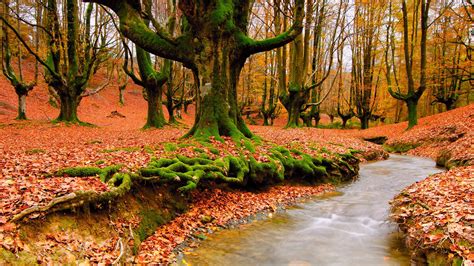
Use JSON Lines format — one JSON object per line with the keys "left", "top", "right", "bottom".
{"left": 383, "top": 143, "right": 420, "bottom": 153}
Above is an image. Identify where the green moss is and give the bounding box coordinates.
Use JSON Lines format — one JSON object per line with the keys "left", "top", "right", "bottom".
{"left": 177, "top": 143, "right": 193, "bottom": 148}
{"left": 25, "top": 148, "right": 46, "bottom": 155}
{"left": 135, "top": 209, "right": 167, "bottom": 242}
{"left": 194, "top": 233, "right": 207, "bottom": 240}
{"left": 242, "top": 139, "right": 255, "bottom": 153}
{"left": 164, "top": 143, "right": 178, "bottom": 152}
{"left": 144, "top": 146, "right": 154, "bottom": 154}
{"left": 55, "top": 166, "right": 102, "bottom": 177}
{"left": 0, "top": 248, "right": 38, "bottom": 265}
{"left": 193, "top": 147, "right": 205, "bottom": 153}
{"left": 134, "top": 142, "right": 353, "bottom": 191}
{"left": 209, "top": 147, "right": 220, "bottom": 155}
{"left": 95, "top": 160, "right": 105, "bottom": 165}
{"left": 210, "top": 0, "right": 233, "bottom": 28}
{"left": 383, "top": 143, "right": 420, "bottom": 153}
{"left": 100, "top": 165, "right": 123, "bottom": 182}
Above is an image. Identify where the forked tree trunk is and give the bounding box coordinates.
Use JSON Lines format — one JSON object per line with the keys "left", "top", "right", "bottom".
{"left": 185, "top": 37, "right": 252, "bottom": 140}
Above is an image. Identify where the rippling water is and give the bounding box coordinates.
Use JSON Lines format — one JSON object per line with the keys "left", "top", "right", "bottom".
{"left": 183, "top": 155, "right": 442, "bottom": 266}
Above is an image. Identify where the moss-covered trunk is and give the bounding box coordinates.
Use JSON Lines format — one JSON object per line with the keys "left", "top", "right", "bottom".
{"left": 144, "top": 86, "right": 166, "bottom": 128}
{"left": 281, "top": 86, "right": 307, "bottom": 128}
{"left": 119, "top": 84, "right": 125, "bottom": 105}
{"left": 285, "top": 98, "right": 303, "bottom": 128}
{"left": 185, "top": 35, "right": 252, "bottom": 140}
{"left": 13, "top": 87, "right": 28, "bottom": 120}
{"left": 360, "top": 114, "right": 370, "bottom": 130}
{"left": 407, "top": 98, "right": 418, "bottom": 129}
{"left": 342, "top": 117, "right": 349, "bottom": 128}
{"left": 57, "top": 91, "right": 80, "bottom": 122}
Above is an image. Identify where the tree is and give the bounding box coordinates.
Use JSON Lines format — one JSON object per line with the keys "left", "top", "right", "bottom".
{"left": 351, "top": 0, "right": 384, "bottom": 129}
{"left": 122, "top": 0, "right": 175, "bottom": 128}
{"left": 279, "top": 0, "right": 341, "bottom": 128}
{"left": 388, "top": 0, "right": 432, "bottom": 129}
{"left": 85, "top": 0, "right": 304, "bottom": 140}
{"left": 430, "top": 1, "right": 472, "bottom": 111}
{"left": 1, "top": 0, "right": 111, "bottom": 123}
{"left": 1, "top": 0, "right": 37, "bottom": 120}
{"left": 336, "top": 16, "right": 354, "bottom": 129}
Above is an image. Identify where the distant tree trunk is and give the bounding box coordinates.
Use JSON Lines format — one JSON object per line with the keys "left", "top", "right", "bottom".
{"left": 16, "top": 94, "right": 27, "bottom": 120}
{"left": 119, "top": 84, "right": 126, "bottom": 105}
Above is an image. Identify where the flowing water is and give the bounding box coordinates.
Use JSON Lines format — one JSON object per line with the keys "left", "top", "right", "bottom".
{"left": 182, "top": 155, "right": 443, "bottom": 266}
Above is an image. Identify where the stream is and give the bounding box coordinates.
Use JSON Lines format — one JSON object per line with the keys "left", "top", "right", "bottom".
{"left": 182, "top": 155, "right": 443, "bottom": 265}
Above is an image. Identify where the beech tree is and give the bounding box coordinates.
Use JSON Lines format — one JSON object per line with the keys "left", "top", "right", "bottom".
{"left": 279, "top": 0, "right": 342, "bottom": 128}
{"left": 1, "top": 0, "right": 38, "bottom": 120}
{"left": 350, "top": 0, "right": 384, "bottom": 129}
{"left": 122, "top": 0, "right": 176, "bottom": 128}
{"left": 430, "top": 1, "right": 472, "bottom": 111}
{"left": 388, "top": 0, "right": 432, "bottom": 129}
{"left": 85, "top": 0, "right": 304, "bottom": 139}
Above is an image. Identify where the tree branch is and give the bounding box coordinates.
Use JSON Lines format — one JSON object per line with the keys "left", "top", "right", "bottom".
{"left": 0, "top": 15, "right": 60, "bottom": 79}
{"left": 84, "top": 0, "right": 194, "bottom": 68}
{"left": 240, "top": 0, "right": 304, "bottom": 56}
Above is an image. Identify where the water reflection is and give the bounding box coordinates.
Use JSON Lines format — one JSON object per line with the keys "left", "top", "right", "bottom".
{"left": 183, "top": 155, "right": 442, "bottom": 266}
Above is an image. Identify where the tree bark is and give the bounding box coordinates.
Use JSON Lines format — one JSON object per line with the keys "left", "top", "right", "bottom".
{"left": 144, "top": 87, "right": 166, "bottom": 128}
{"left": 407, "top": 98, "right": 418, "bottom": 129}
{"left": 57, "top": 92, "right": 80, "bottom": 122}
{"left": 119, "top": 84, "right": 126, "bottom": 105}
{"left": 16, "top": 94, "right": 27, "bottom": 120}
{"left": 360, "top": 115, "right": 370, "bottom": 130}
{"left": 341, "top": 117, "right": 349, "bottom": 128}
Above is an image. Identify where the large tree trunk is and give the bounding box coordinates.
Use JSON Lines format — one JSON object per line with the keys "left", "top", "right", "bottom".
{"left": 144, "top": 87, "right": 166, "bottom": 128}
{"left": 57, "top": 92, "right": 80, "bottom": 122}
{"left": 284, "top": 89, "right": 306, "bottom": 128}
{"left": 90, "top": 0, "right": 304, "bottom": 139}
{"left": 342, "top": 117, "right": 349, "bottom": 128}
{"left": 360, "top": 114, "right": 370, "bottom": 130}
{"left": 185, "top": 35, "right": 252, "bottom": 140}
{"left": 444, "top": 99, "right": 456, "bottom": 111}
{"left": 262, "top": 113, "right": 270, "bottom": 126}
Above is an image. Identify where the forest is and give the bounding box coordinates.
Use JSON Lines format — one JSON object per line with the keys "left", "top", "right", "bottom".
{"left": 0, "top": 0, "right": 473, "bottom": 265}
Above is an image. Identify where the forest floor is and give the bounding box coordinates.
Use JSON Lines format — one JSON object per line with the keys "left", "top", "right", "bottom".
{"left": 0, "top": 72, "right": 473, "bottom": 264}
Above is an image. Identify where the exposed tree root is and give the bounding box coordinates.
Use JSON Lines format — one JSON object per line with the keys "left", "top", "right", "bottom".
{"left": 11, "top": 144, "right": 359, "bottom": 224}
